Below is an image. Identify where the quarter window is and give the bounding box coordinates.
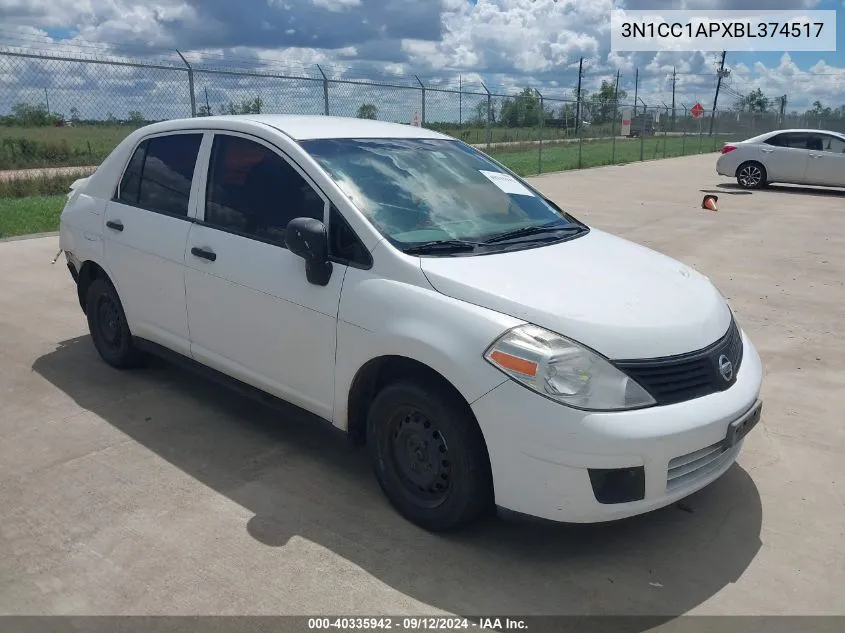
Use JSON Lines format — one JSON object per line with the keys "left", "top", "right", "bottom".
{"left": 765, "top": 133, "right": 810, "bottom": 149}
{"left": 819, "top": 135, "right": 845, "bottom": 153}
{"left": 204, "top": 134, "right": 325, "bottom": 245}
{"left": 116, "top": 133, "right": 202, "bottom": 217}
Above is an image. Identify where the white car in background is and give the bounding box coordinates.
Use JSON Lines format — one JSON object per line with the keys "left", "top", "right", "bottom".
{"left": 717, "top": 128, "right": 845, "bottom": 189}
{"left": 59, "top": 115, "right": 763, "bottom": 531}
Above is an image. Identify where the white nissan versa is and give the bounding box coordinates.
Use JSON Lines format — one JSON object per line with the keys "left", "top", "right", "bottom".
{"left": 58, "top": 115, "right": 764, "bottom": 531}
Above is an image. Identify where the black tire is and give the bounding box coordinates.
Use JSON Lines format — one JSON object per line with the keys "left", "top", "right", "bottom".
{"left": 366, "top": 378, "right": 493, "bottom": 531}
{"left": 85, "top": 277, "right": 142, "bottom": 369}
{"left": 736, "top": 161, "right": 767, "bottom": 189}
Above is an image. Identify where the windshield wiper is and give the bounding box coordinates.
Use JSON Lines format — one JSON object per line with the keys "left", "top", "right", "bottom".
{"left": 482, "top": 223, "right": 585, "bottom": 244}
{"left": 402, "top": 239, "right": 482, "bottom": 255}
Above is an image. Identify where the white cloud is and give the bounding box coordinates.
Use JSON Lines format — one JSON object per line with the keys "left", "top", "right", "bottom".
{"left": 0, "top": 0, "right": 842, "bottom": 113}
{"left": 311, "top": 0, "right": 361, "bottom": 11}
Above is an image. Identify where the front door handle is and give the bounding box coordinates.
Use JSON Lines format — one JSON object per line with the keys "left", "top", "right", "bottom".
{"left": 106, "top": 220, "right": 123, "bottom": 232}
{"left": 191, "top": 246, "right": 217, "bottom": 262}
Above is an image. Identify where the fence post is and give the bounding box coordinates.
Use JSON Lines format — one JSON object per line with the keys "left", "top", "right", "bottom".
{"left": 681, "top": 106, "right": 687, "bottom": 156}
{"left": 176, "top": 50, "right": 196, "bottom": 117}
{"left": 316, "top": 65, "right": 330, "bottom": 116}
{"left": 611, "top": 106, "right": 617, "bottom": 164}
{"left": 481, "top": 82, "right": 492, "bottom": 150}
{"left": 639, "top": 104, "right": 646, "bottom": 162}
{"left": 415, "top": 75, "right": 426, "bottom": 126}
{"left": 537, "top": 89, "right": 543, "bottom": 174}
{"left": 578, "top": 97, "right": 583, "bottom": 170}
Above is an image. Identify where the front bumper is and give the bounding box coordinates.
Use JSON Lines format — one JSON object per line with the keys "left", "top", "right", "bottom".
{"left": 471, "top": 329, "right": 764, "bottom": 523}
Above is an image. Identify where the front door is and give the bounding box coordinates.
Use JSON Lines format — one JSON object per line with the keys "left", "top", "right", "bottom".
{"left": 760, "top": 132, "right": 810, "bottom": 183}
{"left": 183, "top": 132, "right": 346, "bottom": 420}
{"left": 804, "top": 133, "right": 845, "bottom": 187}
{"left": 103, "top": 131, "right": 204, "bottom": 356}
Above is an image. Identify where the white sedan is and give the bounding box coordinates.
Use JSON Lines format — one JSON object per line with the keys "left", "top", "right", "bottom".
{"left": 716, "top": 128, "right": 845, "bottom": 189}
{"left": 59, "top": 114, "right": 763, "bottom": 531}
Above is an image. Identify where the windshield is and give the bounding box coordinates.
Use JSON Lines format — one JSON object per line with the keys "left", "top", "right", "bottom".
{"left": 298, "top": 137, "right": 585, "bottom": 252}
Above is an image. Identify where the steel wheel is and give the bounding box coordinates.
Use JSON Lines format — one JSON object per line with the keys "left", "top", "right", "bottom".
{"left": 388, "top": 405, "right": 452, "bottom": 507}
{"left": 95, "top": 292, "right": 123, "bottom": 350}
{"left": 85, "top": 277, "right": 142, "bottom": 369}
{"left": 366, "top": 378, "right": 493, "bottom": 531}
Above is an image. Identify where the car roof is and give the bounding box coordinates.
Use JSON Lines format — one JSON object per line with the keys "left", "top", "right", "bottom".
{"left": 754, "top": 128, "right": 845, "bottom": 137}
{"left": 134, "top": 114, "right": 453, "bottom": 141}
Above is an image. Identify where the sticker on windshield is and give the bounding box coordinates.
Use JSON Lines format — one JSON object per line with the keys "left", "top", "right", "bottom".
{"left": 479, "top": 170, "right": 535, "bottom": 196}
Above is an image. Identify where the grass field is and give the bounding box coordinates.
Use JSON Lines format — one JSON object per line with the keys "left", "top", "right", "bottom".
{"left": 487, "top": 135, "right": 723, "bottom": 176}
{"left": 1, "top": 122, "right": 727, "bottom": 171}
{"left": 0, "top": 195, "right": 66, "bottom": 238}
{"left": 0, "top": 125, "right": 137, "bottom": 170}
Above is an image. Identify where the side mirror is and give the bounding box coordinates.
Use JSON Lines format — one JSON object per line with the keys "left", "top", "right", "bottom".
{"left": 285, "top": 217, "right": 333, "bottom": 286}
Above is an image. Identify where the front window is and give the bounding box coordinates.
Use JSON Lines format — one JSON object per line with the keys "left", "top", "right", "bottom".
{"left": 299, "top": 138, "right": 586, "bottom": 255}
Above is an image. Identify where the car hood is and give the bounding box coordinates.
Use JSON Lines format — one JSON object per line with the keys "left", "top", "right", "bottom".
{"left": 419, "top": 228, "right": 732, "bottom": 360}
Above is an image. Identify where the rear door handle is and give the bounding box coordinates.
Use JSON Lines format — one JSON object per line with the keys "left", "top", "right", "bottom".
{"left": 106, "top": 220, "right": 123, "bottom": 232}
{"left": 191, "top": 246, "right": 217, "bottom": 262}
{"left": 760, "top": 148, "right": 774, "bottom": 153}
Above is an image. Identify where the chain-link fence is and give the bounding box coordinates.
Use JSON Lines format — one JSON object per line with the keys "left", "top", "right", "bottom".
{"left": 2, "top": 49, "right": 844, "bottom": 177}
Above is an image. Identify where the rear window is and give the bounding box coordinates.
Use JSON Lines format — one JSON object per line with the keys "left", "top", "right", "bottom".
{"left": 116, "top": 133, "right": 203, "bottom": 217}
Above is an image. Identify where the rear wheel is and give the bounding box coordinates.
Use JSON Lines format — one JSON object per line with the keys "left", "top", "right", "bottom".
{"left": 85, "top": 277, "right": 142, "bottom": 369}
{"left": 736, "top": 161, "right": 767, "bottom": 189}
{"left": 366, "top": 379, "right": 493, "bottom": 531}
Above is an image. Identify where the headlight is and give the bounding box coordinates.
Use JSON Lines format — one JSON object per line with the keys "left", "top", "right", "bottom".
{"left": 483, "top": 324, "right": 656, "bottom": 411}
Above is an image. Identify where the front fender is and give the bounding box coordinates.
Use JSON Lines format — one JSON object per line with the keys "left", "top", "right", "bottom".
{"left": 332, "top": 270, "right": 524, "bottom": 430}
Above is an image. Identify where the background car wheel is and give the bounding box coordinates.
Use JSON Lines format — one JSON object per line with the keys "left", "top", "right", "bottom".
{"left": 736, "top": 161, "right": 767, "bottom": 189}
{"left": 366, "top": 378, "right": 493, "bottom": 531}
{"left": 85, "top": 277, "right": 142, "bottom": 369}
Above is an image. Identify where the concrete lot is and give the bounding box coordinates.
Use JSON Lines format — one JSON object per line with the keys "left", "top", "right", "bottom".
{"left": 1, "top": 153, "right": 843, "bottom": 621}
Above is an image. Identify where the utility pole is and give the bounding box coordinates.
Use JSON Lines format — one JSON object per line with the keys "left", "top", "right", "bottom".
{"left": 671, "top": 67, "right": 676, "bottom": 131}
{"left": 612, "top": 70, "right": 620, "bottom": 160}
{"left": 575, "top": 57, "right": 583, "bottom": 134}
{"left": 459, "top": 75, "right": 462, "bottom": 126}
{"left": 633, "top": 68, "right": 639, "bottom": 117}
{"left": 709, "top": 50, "right": 727, "bottom": 136}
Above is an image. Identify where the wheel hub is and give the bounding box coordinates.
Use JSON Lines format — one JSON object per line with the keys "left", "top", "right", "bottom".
{"left": 96, "top": 295, "right": 121, "bottom": 346}
{"left": 391, "top": 409, "right": 451, "bottom": 499}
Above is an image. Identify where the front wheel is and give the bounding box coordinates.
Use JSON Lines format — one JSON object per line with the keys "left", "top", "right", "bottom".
{"left": 736, "top": 161, "right": 767, "bottom": 189}
{"left": 366, "top": 379, "right": 494, "bottom": 531}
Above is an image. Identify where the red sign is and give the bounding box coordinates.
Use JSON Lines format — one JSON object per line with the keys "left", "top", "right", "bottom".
{"left": 691, "top": 103, "right": 704, "bottom": 118}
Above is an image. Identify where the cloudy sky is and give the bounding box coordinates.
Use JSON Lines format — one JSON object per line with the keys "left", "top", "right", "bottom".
{"left": 1, "top": 0, "right": 843, "bottom": 120}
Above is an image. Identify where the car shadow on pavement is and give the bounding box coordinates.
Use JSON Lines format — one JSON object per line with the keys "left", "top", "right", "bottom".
{"left": 716, "top": 182, "right": 845, "bottom": 197}
{"left": 33, "top": 336, "right": 764, "bottom": 624}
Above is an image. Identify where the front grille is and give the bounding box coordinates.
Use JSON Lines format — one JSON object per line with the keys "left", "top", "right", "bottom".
{"left": 612, "top": 318, "right": 744, "bottom": 406}
{"left": 667, "top": 441, "right": 734, "bottom": 491}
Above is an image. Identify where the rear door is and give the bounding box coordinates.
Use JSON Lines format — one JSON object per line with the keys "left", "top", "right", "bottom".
{"left": 183, "top": 131, "right": 347, "bottom": 420}
{"left": 103, "top": 131, "right": 205, "bottom": 356}
{"left": 759, "top": 132, "right": 811, "bottom": 183}
{"left": 804, "top": 133, "right": 845, "bottom": 187}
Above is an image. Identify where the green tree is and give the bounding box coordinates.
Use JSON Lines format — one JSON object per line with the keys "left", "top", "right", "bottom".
{"left": 69, "top": 107, "right": 81, "bottom": 124}
{"left": 472, "top": 99, "right": 497, "bottom": 125}
{"left": 356, "top": 103, "right": 378, "bottom": 119}
{"left": 219, "top": 96, "right": 263, "bottom": 115}
{"left": 499, "top": 88, "right": 542, "bottom": 127}
{"left": 197, "top": 104, "right": 213, "bottom": 117}
{"left": 11, "top": 102, "right": 52, "bottom": 126}
{"left": 587, "top": 80, "right": 628, "bottom": 125}
{"left": 736, "top": 88, "right": 769, "bottom": 113}
{"left": 127, "top": 110, "right": 145, "bottom": 125}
